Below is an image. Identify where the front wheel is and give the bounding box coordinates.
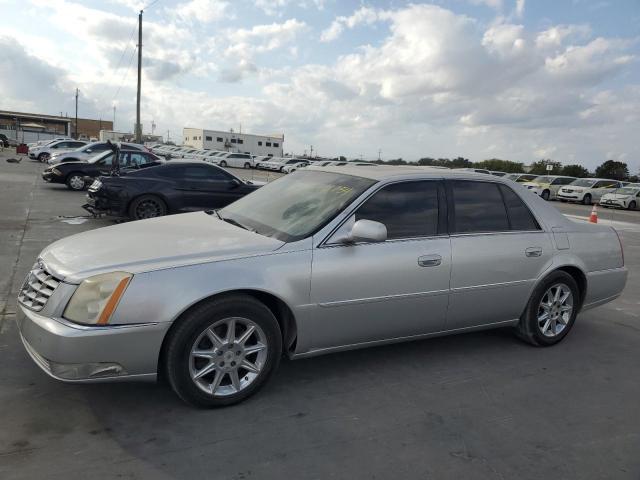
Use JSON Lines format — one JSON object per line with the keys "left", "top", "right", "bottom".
{"left": 514, "top": 271, "right": 579, "bottom": 347}
{"left": 219, "top": 160, "right": 227, "bottom": 167}
{"left": 165, "top": 295, "right": 282, "bottom": 407}
{"left": 628, "top": 201, "right": 637, "bottom": 210}
{"left": 38, "top": 152, "right": 50, "bottom": 163}
{"left": 541, "top": 190, "right": 550, "bottom": 201}
{"left": 243, "top": 162, "right": 251, "bottom": 169}
{"left": 66, "top": 173, "right": 86, "bottom": 191}
{"left": 582, "top": 194, "right": 592, "bottom": 205}
{"left": 129, "top": 194, "right": 167, "bottom": 220}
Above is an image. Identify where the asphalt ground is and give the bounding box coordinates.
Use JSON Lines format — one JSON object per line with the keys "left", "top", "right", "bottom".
{"left": 1, "top": 152, "right": 639, "bottom": 479}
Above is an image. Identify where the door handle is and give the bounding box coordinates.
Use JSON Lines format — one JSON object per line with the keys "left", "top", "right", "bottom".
{"left": 525, "top": 247, "right": 543, "bottom": 257}
{"left": 418, "top": 254, "right": 442, "bottom": 267}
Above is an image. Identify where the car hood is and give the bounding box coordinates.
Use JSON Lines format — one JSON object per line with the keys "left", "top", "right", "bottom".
{"left": 40, "top": 212, "right": 285, "bottom": 283}
{"left": 602, "top": 193, "right": 629, "bottom": 200}
{"left": 522, "top": 182, "right": 549, "bottom": 189}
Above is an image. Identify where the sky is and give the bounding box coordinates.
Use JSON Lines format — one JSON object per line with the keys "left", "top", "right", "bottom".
{"left": 0, "top": 0, "right": 639, "bottom": 171}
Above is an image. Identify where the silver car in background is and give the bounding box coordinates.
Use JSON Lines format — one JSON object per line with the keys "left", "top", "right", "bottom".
{"left": 16, "top": 167, "right": 627, "bottom": 407}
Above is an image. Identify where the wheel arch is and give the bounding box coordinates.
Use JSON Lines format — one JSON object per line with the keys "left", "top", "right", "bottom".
{"left": 157, "top": 289, "right": 298, "bottom": 380}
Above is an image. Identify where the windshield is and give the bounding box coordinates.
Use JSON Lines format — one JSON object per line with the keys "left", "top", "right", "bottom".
{"left": 571, "top": 179, "right": 596, "bottom": 187}
{"left": 533, "top": 176, "right": 552, "bottom": 183}
{"left": 220, "top": 171, "right": 375, "bottom": 242}
{"left": 88, "top": 150, "right": 112, "bottom": 163}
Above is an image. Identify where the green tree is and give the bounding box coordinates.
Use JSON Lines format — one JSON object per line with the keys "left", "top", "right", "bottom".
{"left": 528, "top": 159, "right": 562, "bottom": 175}
{"left": 594, "top": 160, "right": 629, "bottom": 180}
{"left": 474, "top": 159, "right": 524, "bottom": 173}
{"left": 561, "top": 164, "right": 590, "bottom": 178}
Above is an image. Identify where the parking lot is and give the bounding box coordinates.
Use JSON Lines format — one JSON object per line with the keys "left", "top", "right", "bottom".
{"left": 1, "top": 152, "right": 639, "bottom": 479}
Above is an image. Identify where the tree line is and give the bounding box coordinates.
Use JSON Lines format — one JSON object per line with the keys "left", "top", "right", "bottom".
{"left": 369, "top": 157, "right": 637, "bottom": 182}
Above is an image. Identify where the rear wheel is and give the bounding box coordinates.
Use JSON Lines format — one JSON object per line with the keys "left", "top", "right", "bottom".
{"left": 541, "top": 190, "right": 550, "bottom": 201}
{"left": 515, "top": 271, "right": 579, "bottom": 347}
{"left": 37, "top": 152, "right": 50, "bottom": 163}
{"left": 628, "top": 201, "right": 637, "bottom": 210}
{"left": 583, "top": 194, "right": 592, "bottom": 205}
{"left": 165, "top": 295, "right": 282, "bottom": 407}
{"left": 129, "top": 194, "right": 167, "bottom": 220}
{"left": 244, "top": 162, "right": 251, "bottom": 169}
{"left": 65, "top": 173, "right": 86, "bottom": 191}
{"left": 219, "top": 160, "right": 227, "bottom": 167}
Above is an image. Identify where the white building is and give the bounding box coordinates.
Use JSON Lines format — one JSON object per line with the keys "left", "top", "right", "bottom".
{"left": 183, "top": 127, "right": 284, "bottom": 157}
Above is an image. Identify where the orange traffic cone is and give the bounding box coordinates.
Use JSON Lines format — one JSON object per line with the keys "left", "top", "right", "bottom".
{"left": 589, "top": 205, "right": 598, "bottom": 223}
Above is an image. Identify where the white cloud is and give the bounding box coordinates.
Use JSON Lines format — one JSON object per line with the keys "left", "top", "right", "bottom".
{"left": 320, "top": 6, "right": 390, "bottom": 42}
{"left": 174, "top": 0, "right": 230, "bottom": 23}
{"left": 468, "top": 0, "right": 503, "bottom": 10}
{"left": 515, "top": 0, "right": 525, "bottom": 18}
{"left": 255, "top": 0, "right": 326, "bottom": 16}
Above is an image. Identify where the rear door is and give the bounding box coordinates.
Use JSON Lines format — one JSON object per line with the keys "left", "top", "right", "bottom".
{"left": 179, "top": 165, "right": 244, "bottom": 210}
{"left": 445, "top": 180, "right": 552, "bottom": 330}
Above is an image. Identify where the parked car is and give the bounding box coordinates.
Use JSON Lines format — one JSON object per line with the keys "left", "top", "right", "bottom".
{"left": 0, "top": 133, "right": 10, "bottom": 147}
{"left": 48, "top": 141, "right": 147, "bottom": 164}
{"left": 27, "top": 137, "right": 71, "bottom": 148}
{"left": 216, "top": 152, "right": 254, "bottom": 169}
{"left": 282, "top": 161, "right": 309, "bottom": 173}
{"left": 506, "top": 173, "right": 538, "bottom": 183}
{"left": 557, "top": 178, "right": 623, "bottom": 205}
{"left": 521, "top": 175, "right": 577, "bottom": 201}
{"left": 42, "top": 150, "right": 163, "bottom": 190}
{"left": 85, "top": 161, "right": 262, "bottom": 220}
{"left": 29, "top": 139, "right": 88, "bottom": 162}
{"left": 599, "top": 186, "right": 640, "bottom": 210}
{"left": 16, "top": 166, "right": 627, "bottom": 407}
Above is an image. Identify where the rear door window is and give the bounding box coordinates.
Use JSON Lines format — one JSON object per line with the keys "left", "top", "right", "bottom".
{"left": 499, "top": 185, "right": 540, "bottom": 231}
{"left": 450, "top": 181, "right": 509, "bottom": 233}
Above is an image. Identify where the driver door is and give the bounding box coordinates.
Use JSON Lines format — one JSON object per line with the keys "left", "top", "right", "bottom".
{"left": 309, "top": 180, "right": 451, "bottom": 351}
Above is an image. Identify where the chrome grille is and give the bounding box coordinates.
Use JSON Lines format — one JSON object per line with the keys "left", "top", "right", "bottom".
{"left": 18, "top": 262, "right": 61, "bottom": 312}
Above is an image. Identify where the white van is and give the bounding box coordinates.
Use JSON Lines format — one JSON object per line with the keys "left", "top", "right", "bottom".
{"left": 217, "top": 152, "right": 254, "bottom": 169}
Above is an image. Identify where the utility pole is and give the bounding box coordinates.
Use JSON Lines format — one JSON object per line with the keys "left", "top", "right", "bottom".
{"left": 310, "top": 145, "right": 313, "bottom": 158}
{"left": 378, "top": 149, "right": 382, "bottom": 161}
{"left": 113, "top": 105, "right": 116, "bottom": 129}
{"left": 74, "top": 88, "right": 79, "bottom": 139}
{"left": 135, "top": 9, "right": 143, "bottom": 144}
{"left": 167, "top": 130, "right": 170, "bottom": 141}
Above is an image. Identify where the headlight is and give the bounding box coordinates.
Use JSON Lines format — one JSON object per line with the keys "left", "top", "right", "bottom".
{"left": 64, "top": 272, "right": 132, "bottom": 325}
{"left": 52, "top": 168, "right": 62, "bottom": 175}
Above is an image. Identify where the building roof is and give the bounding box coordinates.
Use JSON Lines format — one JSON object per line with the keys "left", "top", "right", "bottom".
{"left": 0, "top": 110, "right": 72, "bottom": 122}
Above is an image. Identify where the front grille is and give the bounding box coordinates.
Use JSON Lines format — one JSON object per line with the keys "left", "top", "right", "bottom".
{"left": 18, "top": 262, "right": 62, "bottom": 312}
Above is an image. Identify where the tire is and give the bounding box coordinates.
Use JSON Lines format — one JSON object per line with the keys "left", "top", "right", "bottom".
{"left": 65, "top": 173, "right": 86, "bottom": 191}
{"left": 129, "top": 194, "right": 167, "bottom": 220}
{"left": 514, "top": 271, "right": 580, "bottom": 347}
{"left": 219, "top": 160, "right": 227, "bottom": 167}
{"left": 582, "top": 194, "right": 592, "bottom": 205}
{"left": 165, "top": 295, "right": 282, "bottom": 408}
{"left": 541, "top": 190, "right": 550, "bottom": 201}
{"left": 37, "top": 152, "right": 49, "bottom": 163}
{"left": 244, "top": 162, "right": 251, "bottom": 169}
{"left": 628, "top": 201, "right": 636, "bottom": 210}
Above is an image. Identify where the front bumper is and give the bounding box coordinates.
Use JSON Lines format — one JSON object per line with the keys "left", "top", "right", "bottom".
{"left": 16, "top": 305, "right": 169, "bottom": 382}
{"left": 557, "top": 193, "right": 581, "bottom": 201}
{"left": 41, "top": 171, "right": 63, "bottom": 183}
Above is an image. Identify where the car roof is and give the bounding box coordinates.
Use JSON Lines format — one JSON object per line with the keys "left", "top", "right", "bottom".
{"left": 306, "top": 164, "right": 526, "bottom": 182}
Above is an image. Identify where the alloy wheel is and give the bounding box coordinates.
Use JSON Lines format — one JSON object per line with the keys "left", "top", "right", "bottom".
{"left": 136, "top": 199, "right": 163, "bottom": 218}
{"left": 189, "top": 317, "right": 268, "bottom": 397}
{"left": 537, "top": 283, "right": 573, "bottom": 337}
{"left": 69, "top": 175, "right": 85, "bottom": 190}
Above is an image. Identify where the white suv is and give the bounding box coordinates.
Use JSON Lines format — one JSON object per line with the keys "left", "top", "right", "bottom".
{"left": 217, "top": 152, "right": 254, "bottom": 169}
{"left": 29, "top": 139, "right": 88, "bottom": 162}
{"left": 557, "top": 178, "right": 623, "bottom": 205}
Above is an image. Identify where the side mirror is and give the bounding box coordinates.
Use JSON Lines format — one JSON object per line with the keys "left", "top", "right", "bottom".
{"left": 336, "top": 219, "right": 387, "bottom": 244}
{"left": 230, "top": 178, "right": 242, "bottom": 188}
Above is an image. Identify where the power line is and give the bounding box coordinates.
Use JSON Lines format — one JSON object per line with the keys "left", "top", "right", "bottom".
{"left": 143, "top": 0, "right": 161, "bottom": 10}
{"left": 111, "top": 23, "right": 138, "bottom": 81}
{"left": 112, "top": 44, "right": 137, "bottom": 103}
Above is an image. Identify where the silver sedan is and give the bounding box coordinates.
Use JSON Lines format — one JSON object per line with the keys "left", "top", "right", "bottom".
{"left": 16, "top": 166, "right": 627, "bottom": 407}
